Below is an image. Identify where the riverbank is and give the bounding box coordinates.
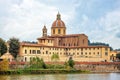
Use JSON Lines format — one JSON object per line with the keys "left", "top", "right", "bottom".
{"left": 0, "top": 69, "right": 90, "bottom": 75}
{"left": 75, "top": 62, "right": 120, "bottom": 73}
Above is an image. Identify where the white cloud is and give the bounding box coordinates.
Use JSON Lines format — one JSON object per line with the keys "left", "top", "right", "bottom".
{"left": 0, "top": 0, "right": 120, "bottom": 49}
{"left": 0, "top": 0, "right": 78, "bottom": 41}
{"left": 95, "top": 10, "right": 120, "bottom": 49}
{"left": 99, "top": 10, "right": 120, "bottom": 32}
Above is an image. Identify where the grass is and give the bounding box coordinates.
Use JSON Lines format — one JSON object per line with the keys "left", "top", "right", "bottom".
{"left": 0, "top": 69, "right": 90, "bottom": 75}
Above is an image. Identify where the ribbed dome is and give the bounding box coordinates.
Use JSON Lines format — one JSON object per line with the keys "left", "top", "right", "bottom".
{"left": 52, "top": 20, "right": 65, "bottom": 27}
{"left": 52, "top": 12, "right": 66, "bottom": 28}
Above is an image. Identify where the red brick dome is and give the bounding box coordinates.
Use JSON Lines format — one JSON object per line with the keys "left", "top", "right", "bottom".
{"left": 52, "top": 12, "right": 66, "bottom": 28}
{"left": 52, "top": 20, "right": 65, "bottom": 27}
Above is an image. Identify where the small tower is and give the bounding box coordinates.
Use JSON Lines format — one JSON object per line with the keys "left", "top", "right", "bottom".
{"left": 42, "top": 25, "right": 47, "bottom": 37}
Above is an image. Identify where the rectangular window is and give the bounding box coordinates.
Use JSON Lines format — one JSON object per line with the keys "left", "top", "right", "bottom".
{"left": 81, "top": 52, "right": 83, "bottom": 55}
{"left": 105, "top": 48, "right": 108, "bottom": 51}
{"left": 46, "top": 51, "right": 48, "bottom": 54}
{"left": 58, "top": 29, "right": 61, "bottom": 34}
{"left": 53, "top": 29, "right": 55, "bottom": 34}
{"left": 30, "top": 50, "right": 31, "bottom": 54}
{"left": 32, "top": 50, "right": 36, "bottom": 54}
{"left": 37, "top": 50, "right": 40, "bottom": 54}
{"left": 89, "top": 52, "right": 91, "bottom": 55}
{"left": 105, "top": 52, "right": 108, "bottom": 56}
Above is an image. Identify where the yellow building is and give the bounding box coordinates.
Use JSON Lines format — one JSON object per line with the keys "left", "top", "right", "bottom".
{"left": 19, "top": 13, "right": 111, "bottom": 62}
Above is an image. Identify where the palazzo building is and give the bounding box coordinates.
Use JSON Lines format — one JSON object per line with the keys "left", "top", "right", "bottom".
{"left": 19, "top": 13, "right": 110, "bottom": 62}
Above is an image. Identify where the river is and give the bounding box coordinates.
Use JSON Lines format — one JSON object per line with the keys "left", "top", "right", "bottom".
{"left": 0, "top": 73, "right": 120, "bottom": 80}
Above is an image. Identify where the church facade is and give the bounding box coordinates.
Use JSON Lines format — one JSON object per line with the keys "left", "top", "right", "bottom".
{"left": 19, "top": 13, "right": 110, "bottom": 62}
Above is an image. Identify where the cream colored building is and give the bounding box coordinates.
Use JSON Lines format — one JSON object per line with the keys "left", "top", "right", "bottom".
{"left": 19, "top": 13, "right": 111, "bottom": 62}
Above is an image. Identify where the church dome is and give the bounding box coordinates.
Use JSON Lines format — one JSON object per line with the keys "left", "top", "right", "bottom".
{"left": 52, "top": 12, "right": 66, "bottom": 28}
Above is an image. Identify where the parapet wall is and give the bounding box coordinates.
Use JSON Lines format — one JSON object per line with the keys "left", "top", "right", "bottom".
{"left": 74, "top": 62, "right": 120, "bottom": 72}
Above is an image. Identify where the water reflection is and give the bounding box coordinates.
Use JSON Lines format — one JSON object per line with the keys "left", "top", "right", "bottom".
{"left": 0, "top": 73, "right": 120, "bottom": 80}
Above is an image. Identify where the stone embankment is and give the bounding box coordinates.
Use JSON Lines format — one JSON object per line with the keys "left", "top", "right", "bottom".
{"left": 74, "top": 62, "right": 120, "bottom": 72}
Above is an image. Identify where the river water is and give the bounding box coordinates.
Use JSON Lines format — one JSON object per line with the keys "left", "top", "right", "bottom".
{"left": 0, "top": 73, "right": 120, "bottom": 80}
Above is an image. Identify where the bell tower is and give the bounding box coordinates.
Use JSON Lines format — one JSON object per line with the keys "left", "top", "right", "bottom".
{"left": 42, "top": 25, "right": 47, "bottom": 37}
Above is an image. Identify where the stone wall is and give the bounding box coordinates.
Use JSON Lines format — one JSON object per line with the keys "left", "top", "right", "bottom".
{"left": 74, "top": 62, "right": 120, "bottom": 72}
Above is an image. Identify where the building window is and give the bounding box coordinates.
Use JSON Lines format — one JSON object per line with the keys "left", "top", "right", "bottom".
{"left": 105, "top": 52, "right": 108, "bottom": 56}
{"left": 25, "top": 49, "right": 27, "bottom": 54}
{"left": 105, "top": 48, "right": 108, "bottom": 51}
{"left": 25, "top": 57, "right": 27, "bottom": 62}
{"left": 37, "top": 50, "right": 40, "bottom": 54}
{"left": 97, "top": 52, "right": 99, "bottom": 55}
{"left": 81, "top": 52, "right": 83, "bottom": 55}
{"left": 89, "top": 52, "right": 91, "bottom": 55}
{"left": 58, "top": 29, "right": 61, "bottom": 34}
{"left": 60, "top": 53, "right": 62, "bottom": 55}
{"left": 46, "top": 51, "right": 48, "bottom": 54}
{"left": 85, "top": 52, "right": 87, "bottom": 55}
{"left": 30, "top": 50, "right": 31, "bottom": 54}
{"left": 77, "top": 53, "right": 79, "bottom": 55}
{"left": 32, "top": 50, "right": 36, "bottom": 54}
{"left": 53, "top": 29, "right": 55, "bottom": 34}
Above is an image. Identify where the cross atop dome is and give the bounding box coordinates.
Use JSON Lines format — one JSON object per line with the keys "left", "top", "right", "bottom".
{"left": 57, "top": 12, "right": 61, "bottom": 20}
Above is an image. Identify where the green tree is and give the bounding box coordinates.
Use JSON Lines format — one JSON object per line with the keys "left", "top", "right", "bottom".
{"left": 51, "top": 53, "right": 59, "bottom": 62}
{"left": 30, "top": 57, "right": 46, "bottom": 69}
{"left": 9, "top": 37, "right": 20, "bottom": 58}
{"left": 51, "top": 53, "right": 59, "bottom": 69}
{"left": 68, "top": 57, "right": 75, "bottom": 68}
{"left": 0, "top": 38, "right": 7, "bottom": 56}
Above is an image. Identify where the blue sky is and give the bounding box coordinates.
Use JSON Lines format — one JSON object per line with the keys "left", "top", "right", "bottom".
{"left": 0, "top": 0, "right": 120, "bottom": 49}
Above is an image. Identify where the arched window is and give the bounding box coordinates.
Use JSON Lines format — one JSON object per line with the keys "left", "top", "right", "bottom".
{"left": 25, "top": 49, "right": 27, "bottom": 54}
{"left": 25, "top": 57, "right": 27, "bottom": 62}
{"left": 58, "top": 29, "right": 61, "bottom": 34}
{"left": 53, "top": 29, "right": 55, "bottom": 34}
